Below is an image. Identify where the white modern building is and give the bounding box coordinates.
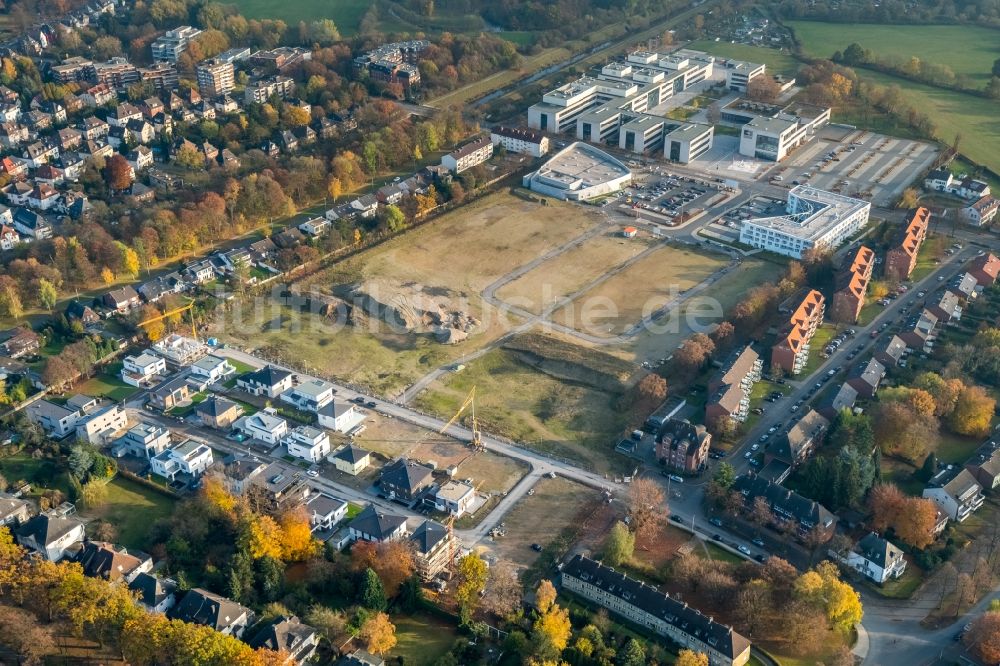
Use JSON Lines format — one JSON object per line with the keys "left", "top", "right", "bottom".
{"left": 280, "top": 378, "right": 335, "bottom": 412}
{"left": 307, "top": 493, "right": 348, "bottom": 531}
{"left": 285, "top": 425, "right": 331, "bottom": 463}
{"left": 114, "top": 423, "right": 171, "bottom": 458}
{"left": 317, "top": 400, "right": 366, "bottom": 433}
{"left": 434, "top": 481, "right": 477, "bottom": 517}
{"left": 739, "top": 186, "right": 871, "bottom": 259}
{"left": 75, "top": 404, "right": 128, "bottom": 444}
{"left": 723, "top": 59, "right": 766, "bottom": 92}
{"left": 523, "top": 142, "right": 632, "bottom": 201}
{"left": 441, "top": 136, "right": 493, "bottom": 173}
{"left": 151, "top": 26, "right": 202, "bottom": 63}
{"left": 150, "top": 439, "right": 214, "bottom": 481}
{"left": 121, "top": 352, "right": 167, "bottom": 387}
{"left": 236, "top": 408, "right": 289, "bottom": 444}
{"left": 189, "top": 354, "right": 235, "bottom": 384}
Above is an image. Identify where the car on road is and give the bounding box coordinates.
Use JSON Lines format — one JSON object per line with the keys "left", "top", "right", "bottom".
{"left": 755, "top": 554, "right": 767, "bottom": 563}
{"left": 744, "top": 451, "right": 752, "bottom": 459}
{"left": 351, "top": 396, "right": 365, "bottom": 404}
{"left": 759, "top": 434, "right": 768, "bottom": 442}
{"left": 669, "top": 474, "right": 684, "bottom": 483}
{"left": 768, "top": 426, "right": 777, "bottom": 434}
{"left": 737, "top": 545, "right": 751, "bottom": 555}
{"left": 709, "top": 517, "right": 724, "bottom": 527}
{"left": 752, "top": 537, "right": 765, "bottom": 547}
{"left": 365, "top": 401, "right": 377, "bottom": 408}
{"left": 712, "top": 534, "right": 722, "bottom": 541}
{"left": 790, "top": 404, "right": 799, "bottom": 412}
{"left": 827, "top": 368, "right": 836, "bottom": 376}
{"left": 670, "top": 514, "right": 684, "bottom": 522}
{"left": 751, "top": 443, "right": 759, "bottom": 451}
{"left": 307, "top": 470, "right": 319, "bottom": 478}
{"left": 531, "top": 543, "right": 543, "bottom": 552}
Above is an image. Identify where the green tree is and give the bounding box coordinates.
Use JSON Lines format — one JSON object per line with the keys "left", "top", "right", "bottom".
{"left": 37, "top": 279, "right": 57, "bottom": 311}
{"left": 361, "top": 567, "right": 387, "bottom": 611}
{"left": 382, "top": 205, "right": 406, "bottom": 233}
{"left": 603, "top": 521, "right": 634, "bottom": 567}
{"left": 842, "top": 42, "right": 868, "bottom": 65}
{"left": 67, "top": 445, "right": 94, "bottom": 479}
{"left": 80, "top": 480, "right": 108, "bottom": 508}
{"left": 993, "top": 58, "right": 1000, "bottom": 78}
{"left": 714, "top": 462, "right": 736, "bottom": 489}
{"left": 617, "top": 637, "right": 646, "bottom": 666}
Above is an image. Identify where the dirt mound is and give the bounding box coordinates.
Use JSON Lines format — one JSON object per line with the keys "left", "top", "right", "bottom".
{"left": 342, "top": 279, "right": 480, "bottom": 343}
{"left": 502, "top": 332, "right": 637, "bottom": 393}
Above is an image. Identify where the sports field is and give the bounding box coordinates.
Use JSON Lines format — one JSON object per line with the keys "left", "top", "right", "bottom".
{"left": 495, "top": 232, "right": 655, "bottom": 315}
{"left": 788, "top": 21, "right": 1000, "bottom": 84}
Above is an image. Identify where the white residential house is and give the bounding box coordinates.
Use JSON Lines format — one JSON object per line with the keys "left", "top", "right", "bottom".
{"left": 285, "top": 425, "right": 331, "bottom": 463}
{"left": 441, "top": 136, "right": 493, "bottom": 173}
{"left": 490, "top": 126, "right": 549, "bottom": 157}
{"left": 150, "top": 439, "right": 214, "bottom": 481}
{"left": 14, "top": 513, "right": 86, "bottom": 561}
{"left": 962, "top": 196, "right": 1000, "bottom": 227}
{"left": 317, "top": 400, "right": 365, "bottom": 433}
{"left": 434, "top": 481, "right": 477, "bottom": 517}
{"left": 298, "top": 217, "right": 330, "bottom": 237}
{"left": 114, "top": 423, "right": 171, "bottom": 458}
{"left": 75, "top": 404, "right": 128, "bottom": 444}
{"left": 26, "top": 399, "right": 83, "bottom": 438}
{"left": 306, "top": 493, "right": 348, "bottom": 531}
{"left": 236, "top": 408, "right": 289, "bottom": 444}
{"left": 189, "top": 354, "right": 235, "bottom": 384}
{"left": 121, "top": 352, "right": 167, "bottom": 387}
{"left": 843, "top": 532, "right": 907, "bottom": 585}
{"left": 280, "top": 378, "right": 335, "bottom": 413}
{"left": 923, "top": 467, "right": 985, "bottom": 522}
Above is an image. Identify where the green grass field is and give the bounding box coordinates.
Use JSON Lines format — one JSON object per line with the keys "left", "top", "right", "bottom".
{"left": 788, "top": 23, "right": 1000, "bottom": 173}
{"left": 75, "top": 363, "right": 138, "bottom": 402}
{"left": 787, "top": 21, "right": 1000, "bottom": 85}
{"left": 81, "top": 476, "right": 175, "bottom": 551}
{"left": 390, "top": 613, "right": 459, "bottom": 665}
{"left": 0, "top": 453, "right": 68, "bottom": 494}
{"left": 229, "top": 0, "right": 370, "bottom": 34}
{"left": 687, "top": 40, "right": 802, "bottom": 76}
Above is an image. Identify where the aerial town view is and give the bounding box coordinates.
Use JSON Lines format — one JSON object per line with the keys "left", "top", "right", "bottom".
{"left": 4, "top": 0, "right": 1000, "bottom": 664}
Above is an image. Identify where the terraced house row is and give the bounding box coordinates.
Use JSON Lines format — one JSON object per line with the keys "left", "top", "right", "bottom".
{"left": 885, "top": 207, "right": 930, "bottom": 282}
{"left": 830, "top": 245, "right": 875, "bottom": 323}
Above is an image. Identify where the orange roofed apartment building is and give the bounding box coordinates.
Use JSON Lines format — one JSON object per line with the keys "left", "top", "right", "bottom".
{"left": 885, "top": 207, "right": 930, "bottom": 282}
{"left": 830, "top": 245, "right": 875, "bottom": 323}
{"left": 771, "top": 289, "right": 825, "bottom": 375}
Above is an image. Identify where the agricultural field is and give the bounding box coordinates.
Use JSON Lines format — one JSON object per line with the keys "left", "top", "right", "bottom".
{"left": 216, "top": 192, "right": 604, "bottom": 397}
{"left": 486, "top": 476, "right": 604, "bottom": 577}
{"left": 496, "top": 231, "right": 656, "bottom": 315}
{"left": 787, "top": 21, "right": 1000, "bottom": 85}
{"left": 228, "top": 0, "right": 369, "bottom": 34}
{"left": 788, "top": 25, "right": 1000, "bottom": 173}
{"left": 414, "top": 346, "right": 629, "bottom": 473}
{"left": 687, "top": 40, "right": 802, "bottom": 77}
{"left": 554, "top": 244, "right": 730, "bottom": 337}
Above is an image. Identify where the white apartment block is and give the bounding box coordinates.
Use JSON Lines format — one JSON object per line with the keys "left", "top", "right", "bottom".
{"left": 244, "top": 76, "right": 295, "bottom": 104}
{"left": 196, "top": 58, "right": 235, "bottom": 98}
{"left": 441, "top": 136, "right": 493, "bottom": 173}
{"left": 151, "top": 26, "right": 202, "bottom": 63}
{"left": 738, "top": 111, "right": 831, "bottom": 162}
{"left": 723, "top": 59, "right": 766, "bottom": 92}
{"left": 489, "top": 126, "right": 549, "bottom": 157}
{"left": 739, "top": 186, "right": 871, "bottom": 259}
{"left": 286, "top": 425, "right": 331, "bottom": 463}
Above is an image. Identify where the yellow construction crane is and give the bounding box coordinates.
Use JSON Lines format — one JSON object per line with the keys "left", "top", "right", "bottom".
{"left": 138, "top": 301, "right": 197, "bottom": 340}
{"left": 438, "top": 386, "right": 482, "bottom": 450}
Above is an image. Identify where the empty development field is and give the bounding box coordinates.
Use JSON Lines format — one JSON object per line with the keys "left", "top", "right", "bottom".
{"left": 495, "top": 231, "right": 655, "bottom": 315}
{"left": 487, "top": 476, "right": 604, "bottom": 578}
{"left": 414, "top": 337, "right": 632, "bottom": 473}
{"left": 554, "top": 244, "right": 730, "bottom": 337}
{"left": 215, "top": 192, "right": 603, "bottom": 396}
{"left": 687, "top": 40, "right": 802, "bottom": 77}
{"left": 230, "top": 0, "right": 370, "bottom": 32}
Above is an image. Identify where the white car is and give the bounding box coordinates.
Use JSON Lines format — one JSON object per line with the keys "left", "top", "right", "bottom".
{"left": 744, "top": 451, "right": 753, "bottom": 459}
{"left": 737, "top": 545, "right": 751, "bottom": 555}
{"left": 307, "top": 470, "right": 319, "bottom": 478}
{"left": 669, "top": 474, "right": 684, "bottom": 484}
{"left": 751, "top": 443, "right": 760, "bottom": 452}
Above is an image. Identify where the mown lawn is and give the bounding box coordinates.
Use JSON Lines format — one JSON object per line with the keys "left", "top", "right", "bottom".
{"left": 75, "top": 363, "right": 138, "bottom": 402}
{"left": 687, "top": 40, "right": 802, "bottom": 76}
{"left": 390, "top": 613, "right": 459, "bottom": 665}
{"left": 81, "top": 476, "right": 175, "bottom": 551}
{"left": 0, "top": 453, "right": 69, "bottom": 494}
{"left": 228, "top": 0, "right": 370, "bottom": 34}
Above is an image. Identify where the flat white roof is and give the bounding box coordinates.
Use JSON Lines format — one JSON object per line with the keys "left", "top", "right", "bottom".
{"left": 534, "top": 142, "right": 630, "bottom": 191}
{"left": 745, "top": 186, "right": 870, "bottom": 242}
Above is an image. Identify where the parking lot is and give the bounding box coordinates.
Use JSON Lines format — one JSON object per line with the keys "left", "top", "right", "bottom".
{"left": 704, "top": 194, "right": 785, "bottom": 243}
{"left": 767, "top": 126, "right": 939, "bottom": 206}
{"left": 618, "top": 171, "right": 725, "bottom": 225}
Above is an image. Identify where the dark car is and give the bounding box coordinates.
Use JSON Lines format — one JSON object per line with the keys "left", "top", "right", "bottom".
{"left": 531, "top": 543, "right": 543, "bottom": 552}
{"left": 365, "top": 401, "right": 377, "bottom": 408}
{"left": 709, "top": 517, "right": 723, "bottom": 527}
{"left": 670, "top": 514, "right": 684, "bottom": 522}
{"left": 752, "top": 537, "right": 765, "bottom": 547}
{"left": 712, "top": 534, "right": 722, "bottom": 541}
{"left": 351, "top": 396, "right": 365, "bottom": 404}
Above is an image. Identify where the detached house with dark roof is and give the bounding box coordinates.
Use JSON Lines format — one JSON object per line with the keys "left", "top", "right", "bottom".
{"left": 247, "top": 615, "right": 318, "bottom": 665}
{"left": 237, "top": 365, "right": 294, "bottom": 398}
{"left": 562, "top": 555, "right": 752, "bottom": 666}
{"left": 846, "top": 357, "right": 885, "bottom": 399}
{"left": 830, "top": 246, "right": 874, "bottom": 324}
{"left": 129, "top": 572, "right": 177, "bottom": 613}
{"left": 380, "top": 458, "right": 435, "bottom": 503}
{"left": 171, "top": 588, "right": 253, "bottom": 637}
{"left": 76, "top": 541, "right": 152, "bottom": 582}
{"left": 655, "top": 418, "right": 711, "bottom": 474}
{"left": 15, "top": 512, "right": 86, "bottom": 561}
{"left": 348, "top": 504, "right": 407, "bottom": 543}
{"left": 965, "top": 439, "right": 1000, "bottom": 491}
{"left": 0, "top": 493, "right": 31, "bottom": 527}
{"left": 410, "top": 519, "right": 454, "bottom": 580}
{"left": 844, "top": 532, "right": 907, "bottom": 584}
{"left": 874, "top": 335, "right": 907, "bottom": 369}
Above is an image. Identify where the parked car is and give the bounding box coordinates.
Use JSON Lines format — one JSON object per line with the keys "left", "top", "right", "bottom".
{"left": 669, "top": 474, "right": 684, "bottom": 484}
{"left": 709, "top": 517, "right": 724, "bottom": 527}
{"left": 737, "top": 545, "right": 751, "bottom": 555}
{"left": 752, "top": 537, "right": 765, "bottom": 547}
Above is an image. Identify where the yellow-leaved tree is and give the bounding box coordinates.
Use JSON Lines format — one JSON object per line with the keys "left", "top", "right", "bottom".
{"left": 279, "top": 507, "right": 319, "bottom": 562}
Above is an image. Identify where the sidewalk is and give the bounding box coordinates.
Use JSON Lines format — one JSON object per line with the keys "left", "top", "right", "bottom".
{"left": 853, "top": 622, "right": 870, "bottom": 663}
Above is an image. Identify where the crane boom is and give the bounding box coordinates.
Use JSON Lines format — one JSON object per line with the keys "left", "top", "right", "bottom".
{"left": 137, "top": 301, "right": 197, "bottom": 340}
{"left": 438, "top": 386, "right": 482, "bottom": 449}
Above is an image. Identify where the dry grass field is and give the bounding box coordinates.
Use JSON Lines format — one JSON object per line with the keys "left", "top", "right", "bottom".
{"left": 555, "top": 244, "right": 730, "bottom": 336}
{"left": 495, "top": 231, "right": 655, "bottom": 315}
{"left": 488, "top": 476, "right": 603, "bottom": 575}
